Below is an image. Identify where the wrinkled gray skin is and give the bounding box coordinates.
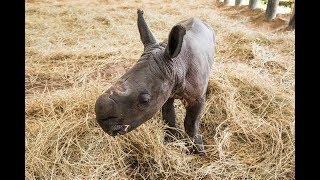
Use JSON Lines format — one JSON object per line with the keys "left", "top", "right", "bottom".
{"left": 95, "top": 9, "right": 215, "bottom": 154}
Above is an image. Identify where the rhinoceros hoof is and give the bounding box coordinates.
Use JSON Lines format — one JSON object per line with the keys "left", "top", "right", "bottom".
{"left": 164, "top": 128, "right": 183, "bottom": 142}
{"left": 188, "top": 134, "right": 205, "bottom": 154}
{"left": 190, "top": 143, "right": 205, "bottom": 154}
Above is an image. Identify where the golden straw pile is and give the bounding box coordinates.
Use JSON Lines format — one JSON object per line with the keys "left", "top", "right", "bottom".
{"left": 26, "top": 0, "right": 295, "bottom": 179}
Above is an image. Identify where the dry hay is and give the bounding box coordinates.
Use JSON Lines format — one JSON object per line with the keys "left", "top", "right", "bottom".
{"left": 26, "top": 0, "right": 295, "bottom": 179}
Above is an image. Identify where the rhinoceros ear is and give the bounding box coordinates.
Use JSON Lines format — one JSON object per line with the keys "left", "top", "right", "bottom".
{"left": 165, "top": 25, "right": 186, "bottom": 59}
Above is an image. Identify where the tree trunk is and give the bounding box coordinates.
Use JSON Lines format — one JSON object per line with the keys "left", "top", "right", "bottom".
{"left": 265, "top": 0, "right": 279, "bottom": 21}
{"left": 235, "top": 0, "right": 243, "bottom": 6}
{"left": 224, "top": 0, "right": 230, "bottom": 5}
{"left": 288, "top": 5, "right": 295, "bottom": 30}
{"left": 248, "top": 0, "right": 258, "bottom": 10}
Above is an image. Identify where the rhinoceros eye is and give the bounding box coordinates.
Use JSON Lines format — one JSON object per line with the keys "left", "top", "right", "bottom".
{"left": 138, "top": 93, "right": 151, "bottom": 105}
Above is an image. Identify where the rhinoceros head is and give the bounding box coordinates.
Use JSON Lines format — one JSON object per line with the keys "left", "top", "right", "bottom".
{"left": 94, "top": 9, "right": 186, "bottom": 136}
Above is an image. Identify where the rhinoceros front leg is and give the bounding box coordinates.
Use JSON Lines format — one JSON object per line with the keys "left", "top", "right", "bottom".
{"left": 162, "top": 98, "right": 182, "bottom": 141}
{"left": 184, "top": 97, "right": 205, "bottom": 154}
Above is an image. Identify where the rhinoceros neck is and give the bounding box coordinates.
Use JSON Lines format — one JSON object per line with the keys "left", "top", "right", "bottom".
{"left": 152, "top": 49, "right": 187, "bottom": 96}
{"left": 142, "top": 46, "right": 187, "bottom": 97}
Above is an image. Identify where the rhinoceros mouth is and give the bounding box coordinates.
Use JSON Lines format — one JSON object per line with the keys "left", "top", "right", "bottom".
{"left": 100, "top": 116, "right": 118, "bottom": 122}
{"left": 109, "top": 124, "right": 130, "bottom": 136}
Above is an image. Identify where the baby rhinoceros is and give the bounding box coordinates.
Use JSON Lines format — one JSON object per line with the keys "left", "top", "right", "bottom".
{"left": 95, "top": 9, "right": 215, "bottom": 154}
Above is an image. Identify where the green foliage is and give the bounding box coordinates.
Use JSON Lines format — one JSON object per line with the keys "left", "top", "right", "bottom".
{"left": 260, "top": 0, "right": 268, "bottom": 5}
{"left": 261, "top": 0, "right": 294, "bottom": 7}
